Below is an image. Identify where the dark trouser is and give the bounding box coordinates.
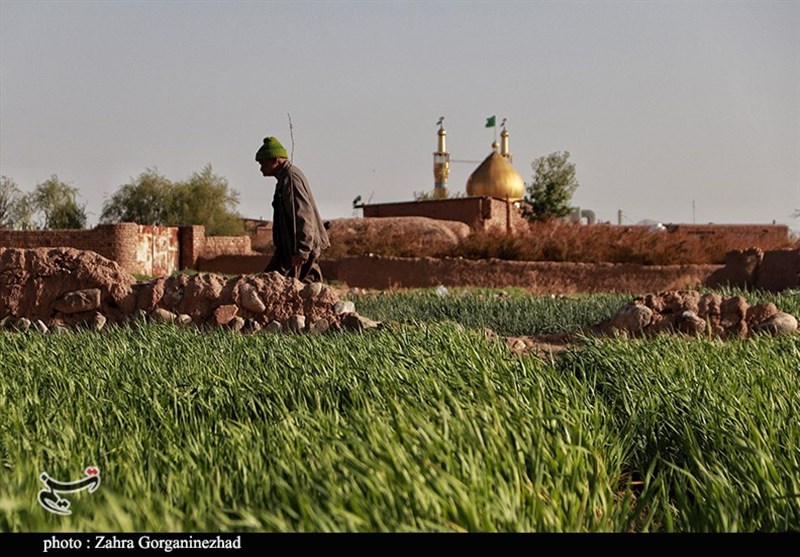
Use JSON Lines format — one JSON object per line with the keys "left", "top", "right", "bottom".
{"left": 264, "top": 252, "right": 323, "bottom": 284}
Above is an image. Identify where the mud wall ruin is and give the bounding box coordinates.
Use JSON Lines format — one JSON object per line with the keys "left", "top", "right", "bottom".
{"left": 0, "top": 223, "right": 154, "bottom": 276}
{"left": 0, "top": 223, "right": 252, "bottom": 278}
{"left": 325, "top": 256, "right": 721, "bottom": 294}
{"left": 3, "top": 222, "right": 797, "bottom": 292}
{"left": 0, "top": 247, "right": 378, "bottom": 334}
{"left": 706, "top": 248, "right": 800, "bottom": 292}
{"left": 362, "top": 196, "right": 528, "bottom": 232}
{"left": 664, "top": 224, "right": 790, "bottom": 246}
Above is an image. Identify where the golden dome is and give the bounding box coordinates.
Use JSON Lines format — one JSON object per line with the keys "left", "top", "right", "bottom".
{"left": 465, "top": 151, "right": 525, "bottom": 201}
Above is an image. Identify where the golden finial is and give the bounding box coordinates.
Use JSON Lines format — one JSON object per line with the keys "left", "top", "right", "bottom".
{"left": 500, "top": 119, "right": 512, "bottom": 162}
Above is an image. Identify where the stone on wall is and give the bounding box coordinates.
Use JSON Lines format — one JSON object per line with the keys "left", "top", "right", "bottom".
{"left": 342, "top": 313, "right": 381, "bottom": 331}
{"left": 239, "top": 283, "right": 267, "bottom": 313}
{"left": 53, "top": 289, "right": 102, "bottom": 314}
{"left": 752, "top": 312, "right": 798, "bottom": 335}
{"left": 286, "top": 314, "right": 305, "bottom": 333}
{"left": 610, "top": 303, "right": 653, "bottom": 334}
{"left": 213, "top": 304, "right": 239, "bottom": 326}
{"left": 152, "top": 308, "right": 178, "bottom": 323}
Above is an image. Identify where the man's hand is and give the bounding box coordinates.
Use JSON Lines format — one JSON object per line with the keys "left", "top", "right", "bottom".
{"left": 292, "top": 254, "right": 308, "bottom": 268}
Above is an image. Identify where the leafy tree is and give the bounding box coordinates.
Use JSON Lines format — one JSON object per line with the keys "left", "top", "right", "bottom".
{"left": 31, "top": 175, "right": 87, "bottom": 229}
{"left": 172, "top": 165, "right": 244, "bottom": 236}
{"left": 523, "top": 151, "right": 579, "bottom": 221}
{"left": 0, "top": 175, "right": 22, "bottom": 228}
{"left": 100, "top": 169, "right": 175, "bottom": 225}
{"left": 100, "top": 165, "right": 243, "bottom": 236}
{"left": 12, "top": 193, "right": 39, "bottom": 231}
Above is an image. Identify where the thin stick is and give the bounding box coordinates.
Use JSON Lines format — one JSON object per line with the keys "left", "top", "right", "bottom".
{"left": 287, "top": 113, "right": 295, "bottom": 162}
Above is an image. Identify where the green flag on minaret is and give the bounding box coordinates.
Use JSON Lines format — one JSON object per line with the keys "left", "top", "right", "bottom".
{"left": 485, "top": 115, "right": 496, "bottom": 128}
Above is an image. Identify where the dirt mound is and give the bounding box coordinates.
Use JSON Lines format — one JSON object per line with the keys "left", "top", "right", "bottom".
{"left": 0, "top": 247, "right": 135, "bottom": 324}
{"left": 0, "top": 248, "right": 378, "bottom": 333}
{"left": 325, "top": 217, "right": 470, "bottom": 258}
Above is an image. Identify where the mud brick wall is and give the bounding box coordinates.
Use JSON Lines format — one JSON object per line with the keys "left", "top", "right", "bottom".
{"left": 179, "top": 225, "right": 205, "bottom": 270}
{"left": 330, "top": 255, "right": 721, "bottom": 294}
{"left": 665, "top": 224, "right": 790, "bottom": 245}
{"left": 250, "top": 224, "right": 272, "bottom": 251}
{"left": 202, "top": 236, "right": 252, "bottom": 258}
{"left": 111, "top": 223, "right": 146, "bottom": 274}
{"left": 1, "top": 223, "right": 253, "bottom": 276}
{"left": 363, "top": 197, "right": 525, "bottom": 231}
{"left": 706, "top": 248, "right": 800, "bottom": 292}
{"left": 706, "top": 248, "right": 763, "bottom": 289}
{"left": 196, "top": 254, "right": 268, "bottom": 275}
{"left": 756, "top": 249, "right": 800, "bottom": 292}
{"left": 195, "top": 255, "right": 342, "bottom": 279}
{"left": 483, "top": 197, "right": 528, "bottom": 232}
{"left": 243, "top": 219, "right": 273, "bottom": 252}
{"left": 0, "top": 223, "right": 140, "bottom": 270}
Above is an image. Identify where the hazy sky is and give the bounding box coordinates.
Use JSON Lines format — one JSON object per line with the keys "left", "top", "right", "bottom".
{"left": 1, "top": 0, "right": 798, "bottom": 230}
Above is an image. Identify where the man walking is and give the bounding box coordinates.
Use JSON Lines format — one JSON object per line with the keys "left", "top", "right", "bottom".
{"left": 256, "top": 136, "right": 329, "bottom": 283}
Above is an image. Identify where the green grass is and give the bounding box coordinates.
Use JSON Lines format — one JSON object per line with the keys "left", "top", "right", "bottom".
{"left": 566, "top": 334, "right": 800, "bottom": 531}
{"left": 346, "top": 286, "right": 800, "bottom": 336}
{"left": 0, "top": 288, "right": 798, "bottom": 532}
{"left": 345, "top": 287, "right": 628, "bottom": 336}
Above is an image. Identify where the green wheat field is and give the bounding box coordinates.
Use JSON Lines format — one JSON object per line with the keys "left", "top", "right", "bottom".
{"left": 1, "top": 287, "right": 798, "bottom": 532}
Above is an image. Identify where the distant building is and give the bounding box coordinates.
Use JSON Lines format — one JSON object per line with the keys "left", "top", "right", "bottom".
{"left": 362, "top": 120, "right": 528, "bottom": 232}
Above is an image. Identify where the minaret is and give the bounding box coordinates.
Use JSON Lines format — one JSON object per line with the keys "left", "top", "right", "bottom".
{"left": 433, "top": 117, "right": 450, "bottom": 198}
{"left": 500, "top": 121, "right": 512, "bottom": 163}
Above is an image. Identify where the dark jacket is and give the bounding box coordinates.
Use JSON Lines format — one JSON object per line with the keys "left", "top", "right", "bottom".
{"left": 271, "top": 161, "right": 330, "bottom": 261}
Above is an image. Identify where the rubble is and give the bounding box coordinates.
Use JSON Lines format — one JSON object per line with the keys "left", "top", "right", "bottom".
{"left": 504, "top": 289, "right": 797, "bottom": 356}
{"left": 3, "top": 249, "right": 791, "bottom": 344}
{"left": 0, "top": 248, "right": 381, "bottom": 335}
{"left": 603, "top": 290, "right": 798, "bottom": 339}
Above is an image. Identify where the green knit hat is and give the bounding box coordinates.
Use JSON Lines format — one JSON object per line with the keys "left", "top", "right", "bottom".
{"left": 255, "top": 136, "right": 288, "bottom": 161}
